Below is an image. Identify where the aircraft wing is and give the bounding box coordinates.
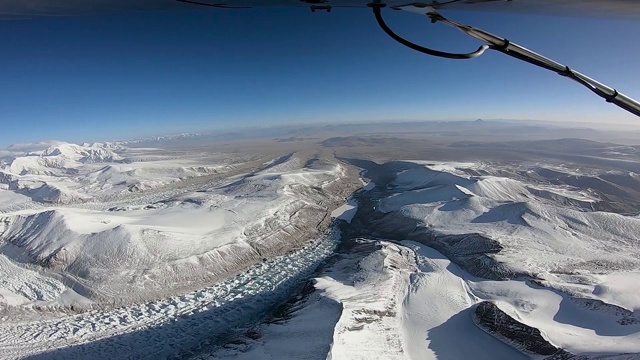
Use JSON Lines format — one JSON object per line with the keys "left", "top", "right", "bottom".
{"left": 1, "top": 0, "right": 639, "bottom": 19}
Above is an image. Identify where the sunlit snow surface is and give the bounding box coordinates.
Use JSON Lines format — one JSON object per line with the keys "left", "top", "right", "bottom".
{"left": 330, "top": 198, "right": 358, "bottom": 223}
{"left": 0, "top": 140, "right": 360, "bottom": 358}
{"left": 387, "top": 161, "right": 640, "bottom": 356}
{"left": 208, "top": 160, "right": 640, "bottom": 359}
{"left": 0, "top": 142, "right": 351, "bottom": 306}
{"left": 2, "top": 142, "right": 640, "bottom": 359}
{"left": 0, "top": 229, "right": 342, "bottom": 359}
{"left": 382, "top": 161, "right": 640, "bottom": 314}
{"left": 209, "top": 239, "right": 640, "bottom": 359}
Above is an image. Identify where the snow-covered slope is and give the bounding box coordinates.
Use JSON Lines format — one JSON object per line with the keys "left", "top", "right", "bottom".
{"left": 376, "top": 162, "right": 640, "bottom": 315}
{"left": 208, "top": 238, "right": 640, "bottom": 360}
{"left": 282, "top": 160, "right": 636, "bottom": 359}
{"left": 5, "top": 142, "right": 123, "bottom": 175}
{"left": 1, "top": 142, "right": 124, "bottom": 206}
{"left": 0, "top": 229, "right": 344, "bottom": 360}
{"left": 0, "top": 155, "right": 350, "bottom": 308}
{"left": 210, "top": 159, "right": 639, "bottom": 360}
{"left": 3, "top": 143, "right": 640, "bottom": 359}
{"left": 0, "top": 141, "right": 237, "bottom": 207}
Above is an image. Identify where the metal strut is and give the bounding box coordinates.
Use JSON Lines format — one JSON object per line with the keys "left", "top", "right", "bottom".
{"left": 368, "top": 1, "right": 640, "bottom": 118}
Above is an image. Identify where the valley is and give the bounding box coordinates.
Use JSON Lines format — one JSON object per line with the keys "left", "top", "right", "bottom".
{"left": 1, "top": 123, "right": 640, "bottom": 359}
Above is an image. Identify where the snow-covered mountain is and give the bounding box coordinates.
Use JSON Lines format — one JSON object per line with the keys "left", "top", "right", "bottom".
{"left": 4, "top": 142, "right": 124, "bottom": 175}
{"left": 0, "top": 142, "right": 364, "bottom": 359}
{"left": 0, "top": 142, "right": 126, "bottom": 205}
{"left": 0, "top": 151, "right": 356, "bottom": 307}
{"left": 1, "top": 135, "right": 640, "bottom": 359}
{"left": 375, "top": 162, "right": 640, "bottom": 293}
{"left": 206, "top": 159, "right": 640, "bottom": 360}
{"left": 0, "top": 141, "right": 242, "bottom": 207}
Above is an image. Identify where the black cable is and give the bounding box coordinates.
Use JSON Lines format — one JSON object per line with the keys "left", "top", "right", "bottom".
{"left": 368, "top": 1, "right": 489, "bottom": 59}
{"left": 175, "top": 0, "right": 252, "bottom": 9}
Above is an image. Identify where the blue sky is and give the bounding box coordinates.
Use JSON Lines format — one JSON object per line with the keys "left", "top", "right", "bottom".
{"left": 1, "top": 6, "right": 639, "bottom": 146}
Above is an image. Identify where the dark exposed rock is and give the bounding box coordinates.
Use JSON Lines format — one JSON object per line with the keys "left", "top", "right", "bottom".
{"left": 472, "top": 301, "right": 566, "bottom": 356}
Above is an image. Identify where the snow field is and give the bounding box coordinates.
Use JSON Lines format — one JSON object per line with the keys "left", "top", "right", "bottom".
{"left": 274, "top": 240, "right": 640, "bottom": 359}
{"left": 382, "top": 161, "right": 640, "bottom": 314}
{"left": 0, "top": 229, "right": 342, "bottom": 359}
{"left": 0, "top": 150, "right": 347, "bottom": 307}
